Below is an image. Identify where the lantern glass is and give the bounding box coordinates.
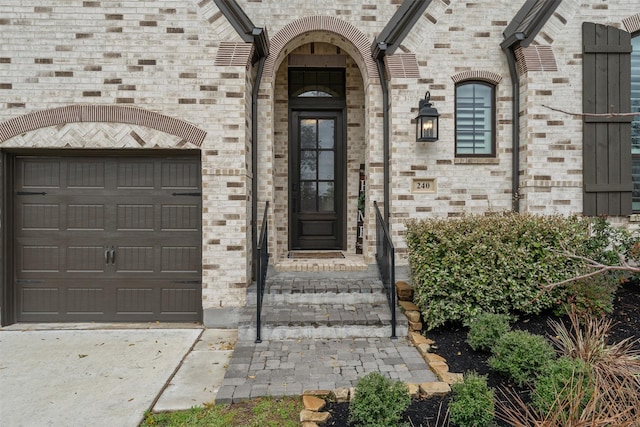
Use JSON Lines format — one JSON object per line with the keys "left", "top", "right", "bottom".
{"left": 416, "top": 114, "right": 438, "bottom": 142}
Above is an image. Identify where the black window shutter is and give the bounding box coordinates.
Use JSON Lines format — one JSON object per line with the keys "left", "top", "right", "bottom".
{"left": 583, "top": 22, "right": 633, "bottom": 216}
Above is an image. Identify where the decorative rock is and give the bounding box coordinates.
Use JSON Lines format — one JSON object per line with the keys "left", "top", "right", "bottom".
{"left": 300, "top": 409, "right": 331, "bottom": 424}
{"left": 416, "top": 343, "right": 431, "bottom": 355}
{"left": 301, "top": 423, "right": 319, "bottom": 427}
{"left": 410, "top": 332, "right": 434, "bottom": 346}
{"left": 424, "top": 353, "right": 447, "bottom": 364}
{"left": 407, "top": 383, "right": 420, "bottom": 398}
{"left": 349, "top": 387, "right": 356, "bottom": 401}
{"left": 303, "top": 390, "right": 332, "bottom": 397}
{"left": 303, "top": 395, "right": 326, "bottom": 412}
{"left": 420, "top": 382, "right": 451, "bottom": 398}
{"left": 440, "top": 372, "right": 464, "bottom": 385}
{"left": 396, "top": 281, "right": 414, "bottom": 301}
{"left": 405, "top": 310, "right": 421, "bottom": 323}
{"left": 399, "top": 301, "right": 420, "bottom": 312}
{"left": 409, "top": 321, "right": 422, "bottom": 331}
{"left": 333, "top": 387, "right": 350, "bottom": 403}
{"left": 429, "top": 361, "right": 450, "bottom": 379}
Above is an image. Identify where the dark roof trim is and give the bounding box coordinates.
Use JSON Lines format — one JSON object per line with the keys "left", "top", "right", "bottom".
{"left": 372, "top": 0, "right": 432, "bottom": 59}
{"left": 214, "top": 0, "right": 270, "bottom": 59}
{"left": 501, "top": 0, "right": 562, "bottom": 49}
{"left": 214, "top": 0, "right": 254, "bottom": 42}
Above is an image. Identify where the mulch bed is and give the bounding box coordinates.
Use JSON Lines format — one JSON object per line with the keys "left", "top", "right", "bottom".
{"left": 324, "top": 280, "right": 640, "bottom": 427}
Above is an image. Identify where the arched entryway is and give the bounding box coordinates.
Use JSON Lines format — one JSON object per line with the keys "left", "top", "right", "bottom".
{"left": 254, "top": 16, "right": 385, "bottom": 266}
{"left": 272, "top": 41, "right": 368, "bottom": 257}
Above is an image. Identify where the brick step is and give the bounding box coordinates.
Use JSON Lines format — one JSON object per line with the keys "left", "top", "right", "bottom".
{"left": 241, "top": 269, "right": 407, "bottom": 340}
{"left": 259, "top": 278, "right": 388, "bottom": 305}
{"left": 238, "top": 302, "right": 407, "bottom": 340}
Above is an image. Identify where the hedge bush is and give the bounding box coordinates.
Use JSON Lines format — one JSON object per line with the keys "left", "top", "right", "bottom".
{"left": 532, "top": 356, "right": 593, "bottom": 423}
{"left": 488, "top": 330, "right": 556, "bottom": 387}
{"left": 467, "top": 312, "right": 512, "bottom": 352}
{"left": 348, "top": 372, "right": 410, "bottom": 427}
{"left": 405, "top": 213, "right": 625, "bottom": 330}
{"left": 449, "top": 371, "right": 495, "bottom": 427}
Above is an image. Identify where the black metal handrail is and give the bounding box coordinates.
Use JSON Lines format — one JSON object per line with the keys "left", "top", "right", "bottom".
{"left": 255, "top": 201, "right": 270, "bottom": 343}
{"left": 374, "top": 201, "right": 396, "bottom": 339}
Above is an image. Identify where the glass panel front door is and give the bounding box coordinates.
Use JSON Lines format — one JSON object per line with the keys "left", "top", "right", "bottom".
{"left": 290, "top": 111, "right": 344, "bottom": 249}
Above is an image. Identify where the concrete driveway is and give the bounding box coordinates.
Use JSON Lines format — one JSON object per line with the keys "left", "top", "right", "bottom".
{"left": 0, "top": 326, "right": 202, "bottom": 427}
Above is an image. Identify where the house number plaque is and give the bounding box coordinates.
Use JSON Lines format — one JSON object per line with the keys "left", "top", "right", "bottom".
{"left": 412, "top": 178, "right": 436, "bottom": 194}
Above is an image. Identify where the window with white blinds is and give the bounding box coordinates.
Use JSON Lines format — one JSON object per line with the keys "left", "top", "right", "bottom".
{"left": 455, "top": 82, "right": 495, "bottom": 156}
{"left": 630, "top": 37, "right": 640, "bottom": 211}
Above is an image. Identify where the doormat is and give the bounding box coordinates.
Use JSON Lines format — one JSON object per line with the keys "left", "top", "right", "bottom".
{"left": 288, "top": 251, "right": 345, "bottom": 259}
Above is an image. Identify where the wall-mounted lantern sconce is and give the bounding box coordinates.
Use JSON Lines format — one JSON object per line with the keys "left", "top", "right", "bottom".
{"left": 416, "top": 91, "right": 439, "bottom": 142}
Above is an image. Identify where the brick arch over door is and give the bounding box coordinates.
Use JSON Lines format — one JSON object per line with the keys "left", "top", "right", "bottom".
{"left": 264, "top": 15, "right": 378, "bottom": 81}
{"left": 0, "top": 105, "right": 207, "bottom": 146}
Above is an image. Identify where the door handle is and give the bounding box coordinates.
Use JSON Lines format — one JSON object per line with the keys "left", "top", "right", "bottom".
{"left": 105, "top": 246, "right": 115, "bottom": 265}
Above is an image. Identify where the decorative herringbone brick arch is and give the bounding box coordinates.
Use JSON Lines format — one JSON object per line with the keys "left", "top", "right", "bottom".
{"left": 263, "top": 16, "right": 378, "bottom": 80}
{"left": 0, "top": 105, "right": 207, "bottom": 146}
{"left": 622, "top": 13, "right": 640, "bottom": 34}
{"left": 451, "top": 70, "right": 503, "bottom": 85}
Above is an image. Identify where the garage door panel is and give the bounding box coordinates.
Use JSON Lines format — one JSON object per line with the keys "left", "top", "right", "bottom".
{"left": 117, "top": 204, "right": 154, "bottom": 230}
{"left": 161, "top": 288, "right": 199, "bottom": 313}
{"left": 22, "top": 204, "right": 60, "bottom": 230}
{"left": 161, "top": 205, "right": 199, "bottom": 230}
{"left": 14, "top": 155, "right": 202, "bottom": 322}
{"left": 21, "top": 159, "right": 61, "bottom": 188}
{"left": 67, "top": 204, "right": 105, "bottom": 230}
{"left": 22, "top": 287, "right": 59, "bottom": 314}
{"left": 66, "top": 246, "right": 106, "bottom": 272}
{"left": 117, "top": 161, "right": 155, "bottom": 188}
{"left": 67, "top": 160, "right": 106, "bottom": 188}
{"left": 66, "top": 288, "right": 105, "bottom": 314}
{"left": 21, "top": 246, "right": 60, "bottom": 272}
{"left": 117, "top": 246, "right": 154, "bottom": 272}
{"left": 161, "top": 247, "right": 199, "bottom": 272}
{"left": 161, "top": 161, "right": 199, "bottom": 189}
{"left": 117, "top": 288, "right": 154, "bottom": 314}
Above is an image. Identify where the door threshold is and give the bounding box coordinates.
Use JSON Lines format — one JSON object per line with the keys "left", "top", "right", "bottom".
{"left": 288, "top": 250, "right": 345, "bottom": 259}
{"left": 275, "top": 253, "right": 368, "bottom": 272}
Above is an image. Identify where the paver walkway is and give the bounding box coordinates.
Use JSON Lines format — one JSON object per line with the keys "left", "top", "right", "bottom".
{"left": 216, "top": 337, "right": 437, "bottom": 403}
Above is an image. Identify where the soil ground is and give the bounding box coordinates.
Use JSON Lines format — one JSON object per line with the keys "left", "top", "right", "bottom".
{"left": 324, "top": 280, "right": 640, "bottom": 427}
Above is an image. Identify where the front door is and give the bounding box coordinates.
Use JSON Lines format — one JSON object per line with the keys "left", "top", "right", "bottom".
{"left": 290, "top": 110, "right": 345, "bottom": 250}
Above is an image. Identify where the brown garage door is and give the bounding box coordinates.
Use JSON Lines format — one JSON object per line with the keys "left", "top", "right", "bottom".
{"left": 14, "top": 154, "right": 202, "bottom": 322}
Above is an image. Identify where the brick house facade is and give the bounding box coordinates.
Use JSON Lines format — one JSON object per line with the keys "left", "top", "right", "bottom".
{"left": 1, "top": 0, "right": 638, "bottom": 326}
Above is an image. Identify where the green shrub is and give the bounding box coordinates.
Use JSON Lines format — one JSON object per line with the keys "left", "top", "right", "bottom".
{"left": 449, "top": 371, "right": 495, "bottom": 427}
{"left": 348, "top": 372, "right": 410, "bottom": 427}
{"left": 405, "top": 213, "right": 627, "bottom": 330}
{"left": 554, "top": 277, "right": 619, "bottom": 318}
{"left": 488, "top": 330, "right": 555, "bottom": 387}
{"left": 532, "top": 356, "right": 593, "bottom": 423}
{"left": 467, "top": 312, "right": 512, "bottom": 352}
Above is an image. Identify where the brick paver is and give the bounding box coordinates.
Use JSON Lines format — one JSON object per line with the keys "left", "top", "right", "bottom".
{"left": 216, "top": 337, "right": 437, "bottom": 403}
